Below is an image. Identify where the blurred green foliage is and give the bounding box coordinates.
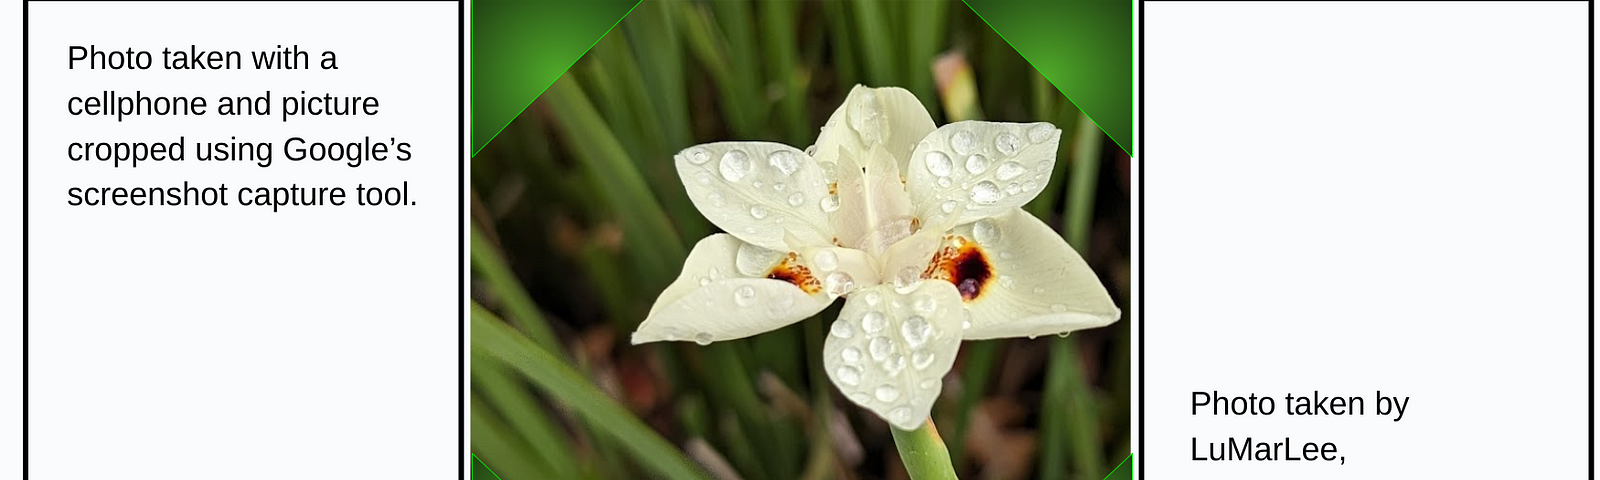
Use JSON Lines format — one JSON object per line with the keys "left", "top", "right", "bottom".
{"left": 469, "top": 1, "right": 1131, "bottom": 479}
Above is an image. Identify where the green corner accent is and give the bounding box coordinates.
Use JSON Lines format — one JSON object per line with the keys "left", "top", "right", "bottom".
{"left": 472, "top": 0, "right": 641, "bottom": 157}
{"left": 1102, "top": 454, "right": 1132, "bottom": 480}
{"left": 963, "top": 0, "right": 1132, "bottom": 156}
{"left": 472, "top": 453, "right": 507, "bottom": 480}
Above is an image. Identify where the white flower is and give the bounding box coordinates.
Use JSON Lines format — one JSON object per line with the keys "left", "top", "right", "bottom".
{"left": 632, "top": 85, "right": 1121, "bottom": 430}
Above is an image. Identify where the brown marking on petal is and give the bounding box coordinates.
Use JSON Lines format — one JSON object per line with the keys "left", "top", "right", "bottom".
{"left": 767, "top": 252, "right": 823, "bottom": 294}
{"left": 828, "top": 182, "right": 838, "bottom": 196}
{"left": 910, "top": 217, "right": 922, "bottom": 233}
{"left": 922, "top": 235, "right": 992, "bottom": 302}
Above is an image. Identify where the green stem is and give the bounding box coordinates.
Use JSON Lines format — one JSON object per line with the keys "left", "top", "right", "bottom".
{"left": 891, "top": 420, "right": 959, "bottom": 480}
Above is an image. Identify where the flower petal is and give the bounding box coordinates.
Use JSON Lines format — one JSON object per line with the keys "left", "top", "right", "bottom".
{"left": 677, "top": 142, "right": 835, "bottom": 251}
{"left": 831, "top": 144, "right": 915, "bottom": 257}
{"left": 637, "top": 234, "right": 835, "bottom": 344}
{"left": 823, "top": 281, "right": 963, "bottom": 431}
{"left": 949, "top": 208, "right": 1120, "bottom": 340}
{"left": 797, "top": 246, "right": 880, "bottom": 296}
{"left": 812, "top": 85, "right": 937, "bottom": 179}
{"left": 906, "top": 121, "right": 1063, "bottom": 227}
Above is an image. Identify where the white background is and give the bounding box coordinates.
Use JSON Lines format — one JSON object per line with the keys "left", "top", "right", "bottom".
{"left": 23, "top": 2, "right": 460, "bottom": 478}
{"left": 1140, "top": 1, "right": 1589, "bottom": 478}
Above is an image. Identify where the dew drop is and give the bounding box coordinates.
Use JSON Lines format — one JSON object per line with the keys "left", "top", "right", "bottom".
{"left": 813, "top": 249, "right": 839, "bottom": 271}
{"left": 686, "top": 147, "right": 711, "bottom": 165}
{"left": 868, "top": 336, "right": 892, "bottom": 360}
{"left": 950, "top": 130, "right": 977, "bottom": 155}
{"left": 1023, "top": 180, "right": 1039, "bottom": 192}
{"left": 719, "top": 150, "right": 752, "bottom": 181}
{"left": 862, "top": 291, "right": 881, "bottom": 306}
{"left": 919, "top": 378, "right": 939, "bottom": 389}
{"left": 999, "top": 275, "right": 1014, "bottom": 289}
{"left": 753, "top": 180, "right": 764, "bottom": 189}
{"left": 995, "top": 133, "right": 1021, "bottom": 156}
{"left": 1005, "top": 183, "right": 1021, "bottom": 195}
{"left": 662, "top": 327, "right": 682, "bottom": 341}
{"left": 996, "top": 161, "right": 1027, "bottom": 181}
{"left": 773, "top": 182, "right": 786, "bottom": 191}
{"left": 884, "top": 354, "right": 906, "bottom": 375}
{"left": 749, "top": 204, "right": 769, "bottom": 219}
{"left": 733, "top": 285, "right": 757, "bottom": 307}
{"left": 841, "top": 346, "right": 862, "bottom": 363}
{"left": 768, "top": 150, "right": 801, "bottom": 176}
{"left": 971, "top": 218, "right": 1000, "bottom": 244}
{"left": 901, "top": 316, "right": 931, "bottom": 347}
{"left": 804, "top": 144, "right": 819, "bottom": 156}
{"left": 936, "top": 177, "right": 952, "bottom": 188}
{"left": 708, "top": 190, "right": 726, "bottom": 207}
{"left": 862, "top": 312, "right": 887, "bottom": 334}
{"left": 836, "top": 366, "right": 862, "bottom": 386}
{"left": 820, "top": 195, "right": 841, "bottom": 213}
{"left": 698, "top": 277, "right": 712, "bottom": 287}
{"left": 694, "top": 332, "right": 714, "bottom": 345}
{"left": 1028, "top": 123, "right": 1056, "bottom": 143}
{"left": 1057, "top": 331, "right": 1072, "bottom": 338}
{"left": 889, "top": 406, "right": 912, "bottom": 424}
{"left": 849, "top": 89, "right": 884, "bottom": 144}
{"left": 924, "top": 151, "right": 953, "bottom": 177}
{"left": 787, "top": 192, "right": 805, "bottom": 207}
{"left": 824, "top": 271, "right": 855, "bottom": 296}
{"left": 940, "top": 200, "right": 956, "bottom": 214}
{"left": 696, "top": 171, "right": 713, "bottom": 185}
{"left": 1032, "top": 286, "right": 1047, "bottom": 295}
{"left": 1035, "top": 160, "right": 1053, "bottom": 174}
{"left": 964, "top": 154, "right": 990, "bottom": 175}
{"left": 912, "top": 351, "right": 936, "bottom": 370}
{"left": 912, "top": 294, "right": 937, "bottom": 315}
{"left": 970, "top": 181, "right": 1002, "bottom": 205}
{"left": 831, "top": 320, "right": 854, "bottom": 339}
{"left": 893, "top": 267, "right": 922, "bottom": 293}
{"left": 1051, "top": 304, "right": 1069, "bottom": 313}
{"left": 875, "top": 384, "right": 901, "bottom": 402}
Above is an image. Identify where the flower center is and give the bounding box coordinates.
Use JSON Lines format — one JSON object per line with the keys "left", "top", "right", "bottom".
{"left": 766, "top": 252, "right": 822, "bottom": 294}
{"left": 921, "top": 235, "right": 992, "bottom": 301}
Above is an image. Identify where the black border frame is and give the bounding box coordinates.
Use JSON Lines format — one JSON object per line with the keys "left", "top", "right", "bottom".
{"left": 1136, "top": 1, "right": 1594, "bottom": 478}
{"left": 20, "top": 1, "right": 468, "bottom": 478}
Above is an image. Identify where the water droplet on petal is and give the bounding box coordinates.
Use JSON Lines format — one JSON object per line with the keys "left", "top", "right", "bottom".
{"left": 686, "top": 148, "right": 711, "bottom": 165}
{"left": 733, "top": 285, "right": 757, "bottom": 307}
{"left": 940, "top": 200, "right": 956, "bottom": 214}
{"left": 662, "top": 327, "right": 682, "bottom": 341}
{"left": 995, "top": 133, "right": 1021, "bottom": 156}
{"left": 708, "top": 190, "right": 726, "bottom": 206}
{"left": 924, "top": 151, "right": 953, "bottom": 177}
{"left": 1033, "top": 286, "right": 1047, "bottom": 295}
{"left": 999, "top": 275, "right": 1015, "bottom": 289}
{"left": 719, "top": 150, "right": 752, "bottom": 181}
{"left": 965, "top": 154, "right": 990, "bottom": 174}
{"left": 884, "top": 354, "right": 906, "bottom": 375}
{"left": 950, "top": 130, "right": 977, "bottom": 155}
{"left": 901, "top": 316, "right": 931, "bottom": 347}
{"left": 1005, "top": 182, "right": 1022, "bottom": 195}
{"left": 831, "top": 320, "right": 854, "bottom": 339}
{"left": 849, "top": 89, "right": 884, "bottom": 144}
{"left": 696, "top": 172, "right": 713, "bottom": 185}
{"left": 753, "top": 180, "right": 764, "bottom": 189}
{"left": 912, "top": 295, "right": 936, "bottom": 316}
{"left": 749, "top": 204, "right": 768, "bottom": 219}
{"left": 836, "top": 366, "right": 861, "bottom": 386}
{"left": 773, "top": 182, "right": 785, "bottom": 191}
{"left": 868, "top": 336, "right": 892, "bottom": 360}
{"left": 1028, "top": 123, "right": 1055, "bottom": 143}
{"left": 768, "top": 150, "right": 801, "bottom": 176}
{"left": 824, "top": 271, "right": 855, "bottom": 296}
{"left": 841, "top": 346, "right": 862, "bottom": 363}
{"left": 919, "top": 378, "right": 939, "bottom": 389}
{"left": 1023, "top": 180, "right": 1039, "bottom": 192}
{"left": 787, "top": 192, "right": 805, "bottom": 207}
{"left": 820, "top": 195, "right": 841, "bottom": 213}
{"left": 862, "top": 291, "right": 881, "bottom": 306}
{"left": 970, "top": 181, "right": 1002, "bottom": 205}
{"left": 1052, "top": 304, "right": 1069, "bottom": 313}
{"left": 997, "top": 161, "right": 1027, "bottom": 181}
{"left": 814, "top": 250, "right": 839, "bottom": 271}
{"left": 1057, "top": 331, "right": 1072, "bottom": 338}
{"left": 889, "top": 406, "right": 912, "bottom": 424}
{"left": 694, "top": 332, "right": 714, "bottom": 345}
{"left": 862, "top": 312, "right": 887, "bottom": 334}
{"left": 936, "top": 177, "right": 952, "bottom": 188}
{"left": 893, "top": 267, "right": 922, "bottom": 293}
{"left": 912, "top": 351, "right": 936, "bottom": 370}
{"left": 971, "top": 218, "right": 999, "bottom": 244}
{"left": 875, "top": 384, "right": 901, "bottom": 402}
{"left": 804, "top": 144, "right": 819, "bottom": 156}
{"left": 698, "top": 277, "right": 711, "bottom": 286}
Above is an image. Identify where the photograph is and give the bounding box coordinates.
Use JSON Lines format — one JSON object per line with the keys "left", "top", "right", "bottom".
{"left": 469, "top": 1, "right": 1131, "bottom": 478}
